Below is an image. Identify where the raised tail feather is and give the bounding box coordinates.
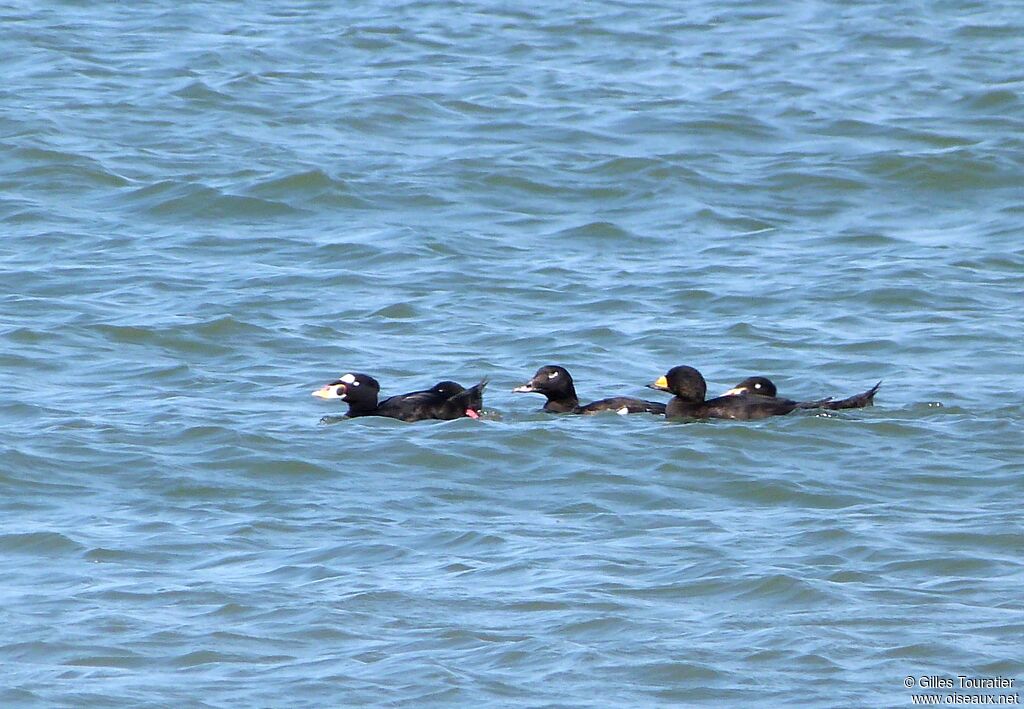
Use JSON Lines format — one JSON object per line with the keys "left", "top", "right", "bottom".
{"left": 449, "top": 378, "right": 488, "bottom": 414}
{"left": 822, "top": 381, "right": 881, "bottom": 410}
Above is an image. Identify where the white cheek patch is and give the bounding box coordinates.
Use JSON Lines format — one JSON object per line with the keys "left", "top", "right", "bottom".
{"left": 340, "top": 373, "right": 356, "bottom": 384}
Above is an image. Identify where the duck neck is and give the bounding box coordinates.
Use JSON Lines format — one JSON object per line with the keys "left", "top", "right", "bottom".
{"left": 346, "top": 400, "right": 380, "bottom": 417}
{"left": 666, "top": 397, "right": 701, "bottom": 418}
{"left": 542, "top": 383, "right": 579, "bottom": 413}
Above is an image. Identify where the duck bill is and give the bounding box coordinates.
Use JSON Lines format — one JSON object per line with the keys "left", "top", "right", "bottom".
{"left": 464, "top": 408, "right": 481, "bottom": 419}
{"left": 312, "top": 383, "right": 346, "bottom": 399}
{"left": 646, "top": 375, "right": 670, "bottom": 392}
{"left": 512, "top": 382, "right": 536, "bottom": 393}
{"left": 722, "top": 387, "right": 745, "bottom": 396}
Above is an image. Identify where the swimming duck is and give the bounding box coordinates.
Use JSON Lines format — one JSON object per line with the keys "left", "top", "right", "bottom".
{"left": 647, "top": 365, "right": 813, "bottom": 420}
{"left": 723, "top": 376, "right": 881, "bottom": 410}
{"left": 514, "top": 365, "right": 666, "bottom": 415}
{"left": 312, "top": 373, "right": 486, "bottom": 422}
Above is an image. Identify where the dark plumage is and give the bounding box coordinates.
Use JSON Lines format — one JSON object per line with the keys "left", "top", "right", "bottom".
{"left": 647, "top": 365, "right": 811, "bottom": 420}
{"left": 722, "top": 376, "right": 779, "bottom": 398}
{"left": 513, "top": 365, "right": 666, "bottom": 415}
{"left": 312, "top": 373, "right": 487, "bottom": 422}
{"left": 723, "top": 376, "right": 881, "bottom": 410}
{"left": 718, "top": 376, "right": 826, "bottom": 411}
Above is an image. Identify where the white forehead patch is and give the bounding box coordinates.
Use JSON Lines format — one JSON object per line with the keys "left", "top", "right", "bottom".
{"left": 340, "top": 373, "right": 356, "bottom": 384}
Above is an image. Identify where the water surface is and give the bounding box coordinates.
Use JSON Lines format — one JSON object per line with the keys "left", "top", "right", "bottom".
{"left": 2, "top": 1, "right": 1023, "bottom": 706}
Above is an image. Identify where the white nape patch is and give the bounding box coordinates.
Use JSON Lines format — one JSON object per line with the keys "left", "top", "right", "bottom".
{"left": 548, "top": 371, "right": 559, "bottom": 379}
{"left": 616, "top": 406, "right": 629, "bottom": 415}
{"left": 340, "top": 373, "right": 356, "bottom": 384}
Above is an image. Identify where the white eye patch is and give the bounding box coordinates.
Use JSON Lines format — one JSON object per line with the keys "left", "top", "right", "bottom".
{"left": 548, "top": 371, "right": 559, "bottom": 379}
{"left": 754, "top": 382, "right": 762, "bottom": 390}
{"left": 340, "top": 373, "right": 356, "bottom": 384}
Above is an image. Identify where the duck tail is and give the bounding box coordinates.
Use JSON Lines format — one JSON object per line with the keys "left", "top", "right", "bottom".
{"left": 450, "top": 378, "right": 488, "bottom": 416}
{"left": 823, "top": 381, "right": 881, "bottom": 410}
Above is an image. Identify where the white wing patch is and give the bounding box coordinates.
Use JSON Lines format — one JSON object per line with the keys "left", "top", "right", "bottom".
{"left": 616, "top": 406, "right": 629, "bottom": 415}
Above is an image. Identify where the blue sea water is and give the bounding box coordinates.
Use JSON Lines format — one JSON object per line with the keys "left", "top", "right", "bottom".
{"left": 2, "top": 1, "right": 1023, "bottom": 706}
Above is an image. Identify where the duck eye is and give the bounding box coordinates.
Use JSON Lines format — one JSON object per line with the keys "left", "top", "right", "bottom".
{"left": 754, "top": 383, "right": 761, "bottom": 389}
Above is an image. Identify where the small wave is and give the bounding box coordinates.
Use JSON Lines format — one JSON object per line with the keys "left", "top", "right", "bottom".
{"left": 0, "top": 531, "right": 84, "bottom": 556}
{"left": 125, "top": 180, "right": 299, "bottom": 219}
